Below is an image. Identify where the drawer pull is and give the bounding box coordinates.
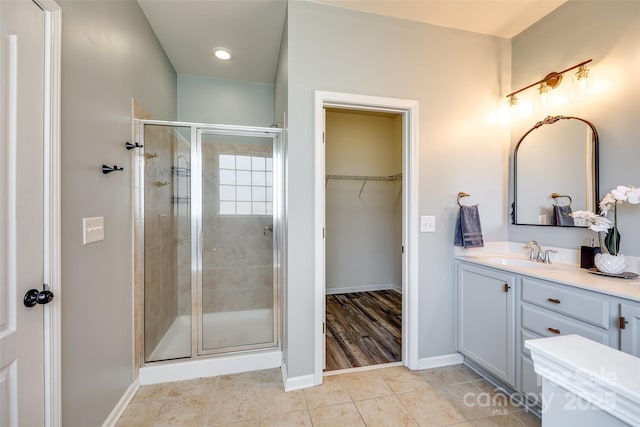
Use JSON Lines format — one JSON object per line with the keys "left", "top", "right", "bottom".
{"left": 548, "top": 327, "right": 561, "bottom": 335}
{"left": 547, "top": 298, "right": 561, "bottom": 304}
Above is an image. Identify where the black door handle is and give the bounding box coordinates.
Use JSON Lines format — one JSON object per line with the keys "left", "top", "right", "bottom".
{"left": 24, "top": 284, "right": 54, "bottom": 307}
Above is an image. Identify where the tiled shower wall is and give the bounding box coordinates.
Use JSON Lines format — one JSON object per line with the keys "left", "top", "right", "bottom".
{"left": 201, "top": 139, "right": 273, "bottom": 314}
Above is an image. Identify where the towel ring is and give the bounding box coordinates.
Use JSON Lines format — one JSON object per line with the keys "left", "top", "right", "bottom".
{"left": 551, "top": 193, "right": 572, "bottom": 206}
{"left": 457, "top": 192, "right": 477, "bottom": 207}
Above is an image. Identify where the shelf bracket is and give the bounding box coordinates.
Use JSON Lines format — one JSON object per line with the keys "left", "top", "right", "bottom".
{"left": 358, "top": 178, "right": 368, "bottom": 199}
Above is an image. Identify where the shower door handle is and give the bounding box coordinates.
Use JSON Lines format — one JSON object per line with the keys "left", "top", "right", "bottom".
{"left": 263, "top": 225, "right": 273, "bottom": 235}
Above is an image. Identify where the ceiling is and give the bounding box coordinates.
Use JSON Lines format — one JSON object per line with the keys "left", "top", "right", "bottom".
{"left": 138, "top": 0, "right": 567, "bottom": 84}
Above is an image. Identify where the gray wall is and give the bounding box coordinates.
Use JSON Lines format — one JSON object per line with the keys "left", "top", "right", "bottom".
{"left": 284, "top": 1, "right": 510, "bottom": 377}
{"left": 508, "top": 1, "right": 640, "bottom": 255}
{"left": 177, "top": 74, "right": 274, "bottom": 126}
{"left": 59, "top": 0, "right": 176, "bottom": 424}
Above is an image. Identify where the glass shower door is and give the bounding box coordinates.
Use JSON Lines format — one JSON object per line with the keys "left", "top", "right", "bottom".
{"left": 198, "top": 131, "right": 278, "bottom": 354}
{"left": 143, "top": 124, "right": 192, "bottom": 362}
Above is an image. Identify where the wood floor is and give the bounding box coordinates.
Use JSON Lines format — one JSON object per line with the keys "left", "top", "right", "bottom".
{"left": 325, "top": 290, "right": 402, "bottom": 371}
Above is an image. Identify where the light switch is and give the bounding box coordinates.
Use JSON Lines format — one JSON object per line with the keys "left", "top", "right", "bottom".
{"left": 420, "top": 215, "right": 436, "bottom": 232}
{"left": 83, "top": 216, "right": 104, "bottom": 244}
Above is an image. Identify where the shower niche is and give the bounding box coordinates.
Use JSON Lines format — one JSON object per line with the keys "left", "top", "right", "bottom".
{"left": 135, "top": 121, "right": 283, "bottom": 364}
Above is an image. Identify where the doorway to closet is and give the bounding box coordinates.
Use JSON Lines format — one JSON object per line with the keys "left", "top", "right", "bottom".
{"left": 324, "top": 108, "right": 403, "bottom": 372}
{"left": 314, "top": 90, "right": 419, "bottom": 384}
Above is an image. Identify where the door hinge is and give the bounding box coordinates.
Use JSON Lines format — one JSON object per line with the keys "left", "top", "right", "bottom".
{"left": 322, "top": 228, "right": 325, "bottom": 239}
{"left": 322, "top": 322, "right": 325, "bottom": 334}
{"left": 503, "top": 283, "right": 511, "bottom": 293}
{"left": 401, "top": 245, "right": 404, "bottom": 254}
{"left": 619, "top": 316, "right": 628, "bottom": 329}
{"left": 322, "top": 132, "right": 325, "bottom": 143}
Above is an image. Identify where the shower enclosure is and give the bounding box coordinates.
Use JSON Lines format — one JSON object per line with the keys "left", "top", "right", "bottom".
{"left": 134, "top": 121, "right": 283, "bottom": 364}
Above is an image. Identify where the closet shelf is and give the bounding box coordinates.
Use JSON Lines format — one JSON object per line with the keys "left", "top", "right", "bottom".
{"left": 326, "top": 173, "right": 402, "bottom": 198}
{"left": 326, "top": 173, "right": 402, "bottom": 182}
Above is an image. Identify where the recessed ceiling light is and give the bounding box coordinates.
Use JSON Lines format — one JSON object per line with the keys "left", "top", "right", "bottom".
{"left": 213, "top": 47, "right": 233, "bottom": 61}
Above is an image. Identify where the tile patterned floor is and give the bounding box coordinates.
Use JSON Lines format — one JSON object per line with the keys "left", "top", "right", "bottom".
{"left": 116, "top": 364, "right": 541, "bottom": 427}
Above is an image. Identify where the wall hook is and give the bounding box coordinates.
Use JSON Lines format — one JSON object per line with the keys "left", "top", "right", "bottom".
{"left": 125, "top": 141, "right": 143, "bottom": 150}
{"left": 102, "top": 164, "right": 124, "bottom": 174}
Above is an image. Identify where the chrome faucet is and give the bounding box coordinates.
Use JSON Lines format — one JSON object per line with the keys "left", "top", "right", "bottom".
{"left": 539, "top": 249, "right": 558, "bottom": 264}
{"left": 523, "top": 240, "right": 558, "bottom": 263}
{"left": 524, "top": 240, "right": 541, "bottom": 260}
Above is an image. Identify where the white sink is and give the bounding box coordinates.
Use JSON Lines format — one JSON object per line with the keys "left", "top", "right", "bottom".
{"left": 478, "top": 256, "right": 557, "bottom": 270}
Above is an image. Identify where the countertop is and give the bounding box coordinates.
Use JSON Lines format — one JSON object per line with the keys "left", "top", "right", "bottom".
{"left": 456, "top": 253, "right": 640, "bottom": 303}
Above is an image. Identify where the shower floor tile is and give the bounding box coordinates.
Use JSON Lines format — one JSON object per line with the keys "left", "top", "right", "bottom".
{"left": 116, "top": 365, "right": 540, "bottom": 427}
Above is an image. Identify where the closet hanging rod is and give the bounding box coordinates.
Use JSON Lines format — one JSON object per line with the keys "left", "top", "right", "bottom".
{"left": 326, "top": 173, "right": 403, "bottom": 199}
{"left": 326, "top": 173, "right": 402, "bottom": 182}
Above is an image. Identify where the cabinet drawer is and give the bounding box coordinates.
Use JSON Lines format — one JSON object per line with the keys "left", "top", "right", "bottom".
{"left": 522, "top": 278, "right": 609, "bottom": 329}
{"left": 521, "top": 329, "right": 543, "bottom": 358}
{"left": 521, "top": 304, "right": 610, "bottom": 345}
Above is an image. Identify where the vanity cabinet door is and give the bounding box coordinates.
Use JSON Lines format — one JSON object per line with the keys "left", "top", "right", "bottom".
{"left": 458, "top": 263, "right": 516, "bottom": 386}
{"left": 620, "top": 303, "right": 640, "bottom": 357}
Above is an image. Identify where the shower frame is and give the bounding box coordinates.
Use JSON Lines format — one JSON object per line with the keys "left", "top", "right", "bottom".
{"left": 134, "top": 119, "right": 284, "bottom": 365}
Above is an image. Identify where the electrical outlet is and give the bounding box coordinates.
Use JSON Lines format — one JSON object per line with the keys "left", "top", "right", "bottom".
{"left": 420, "top": 215, "right": 436, "bottom": 232}
{"left": 83, "top": 216, "right": 104, "bottom": 244}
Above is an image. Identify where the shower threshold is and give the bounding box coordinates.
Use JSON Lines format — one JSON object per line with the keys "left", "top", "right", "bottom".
{"left": 148, "top": 308, "right": 275, "bottom": 361}
{"left": 141, "top": 308, "right": 280, "bottom": 385}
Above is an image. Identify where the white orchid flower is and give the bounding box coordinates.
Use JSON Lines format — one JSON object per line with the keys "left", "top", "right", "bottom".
{"left": 590, "top": 216, "right": 613, "bottom": 232}
{"left": 599, "top": 192, "right": 616, "bottom": 215}
{"left": 627, "top": 187, "right": 640, "bottom": 204}
{"left": 578, "top": 185, "right": 639, "bottom": 256}
{"left": 611, "top": 185, "right": 632, "bottom": 201}
{"left": 570, "top": 210, "right": 612, "bottom": 232}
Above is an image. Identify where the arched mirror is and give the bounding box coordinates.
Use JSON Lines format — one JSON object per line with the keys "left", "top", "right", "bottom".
{"left": 512, "top": 115, "right": 599, "bottom": 226}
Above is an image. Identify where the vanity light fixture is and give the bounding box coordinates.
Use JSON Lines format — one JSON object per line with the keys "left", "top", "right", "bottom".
{"left": 213, "top": 47, "right": 233, "bottom": 61}
{"left": 575, "top": 64, "right": 591, "bottom": 96}
{"left": 506, "top": 59, "right": 592, "bottom": 107}
{"left": 538, "top": 81, "right": 552, "bottom": 106}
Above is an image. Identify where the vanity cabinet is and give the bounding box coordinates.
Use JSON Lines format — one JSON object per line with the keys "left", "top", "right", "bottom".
{"left": 457, "top": 263, "right": 516, "bottom": 386}
{"left": 620, "top": 303, "right": 640, "bottom": 357}
{"left": 456, "top": 259, "right": 640, "bottom": 410}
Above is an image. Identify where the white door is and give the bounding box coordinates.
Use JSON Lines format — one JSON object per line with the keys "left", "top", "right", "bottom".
{"left": 0, "top": 1, "right": 48, "bottom": 426}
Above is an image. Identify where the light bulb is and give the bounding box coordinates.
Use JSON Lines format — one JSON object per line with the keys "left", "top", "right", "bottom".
{"left": 213, "top": 48, "right": 233, "bottom": 61}
{"left": 539, "top": 82, "right": 551, "bottom": 106}
{"left": 574, "top": 65, "right": 591, "bottom": 98}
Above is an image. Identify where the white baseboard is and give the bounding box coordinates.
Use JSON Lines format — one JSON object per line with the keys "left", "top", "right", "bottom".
{"left": 281, "top": 363, "right": 317, "bottom": 391}
{"left": 139, "top": 350, "right": 282, "bottom": 385}
{"left": 326, "top": 283, "right": 400, "bottom": 295}
{"left": 101, "top": 379, "right": 140, "bottom": 427}
{"left": 417, "top": 353, "right": 464, "bottom": 370}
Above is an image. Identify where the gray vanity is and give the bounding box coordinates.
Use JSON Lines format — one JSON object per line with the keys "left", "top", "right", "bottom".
{"left": 456, "top": 253, "right": 640, "bottom": 413}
